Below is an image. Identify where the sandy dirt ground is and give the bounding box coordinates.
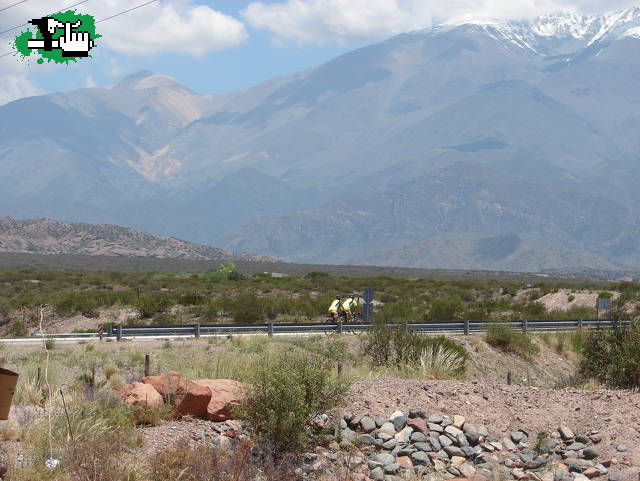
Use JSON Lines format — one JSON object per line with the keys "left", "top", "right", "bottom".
{"left": 347, "top": 379, "right": 639, "bottom": 478}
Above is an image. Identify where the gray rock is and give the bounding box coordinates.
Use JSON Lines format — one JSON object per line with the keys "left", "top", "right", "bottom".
{"left": 357, "top": 434, "right": 376, "bottom": 445}
{"left": 608, "top": 472, "right": 620, "bottom": 481}
{"left": 380, "top": 422, "right": 397, "bottom": 436}
{"left": 568, "top": 464, "right": 583, "bottom": 473}
{"left": 370, "top": 467, "right": 385, "bottom": 481}
{"left": 444, "top": 446, "right": 465, "bottom": 457}
{"left": 371, "top": 453, "right": 396, "bottom": 465}
{"left": 414, "top": 442, "right": 432, "bottom": 452}
{"left": 377, "top": 432, "right": 393, "bottom": 442}
{"left": 575, "top": 435, "right": 590, "bottom": 444}
{"left": 583, "top": 447, "right": 599, "bottom": 460}
{"left": 383, "top": 476, "right": 403, "bottom": 481}
{"left": 615, "top": 444, "right": 628, "bottom": 452}
{"left": 481, "top": 443, "right": 495, "bottom": 452}
{"left": 429, "top": 433, "right": 442, "bottom": 451}
{"left": 384, "top": 463, "right": 401, "bottom": 474}
{"left": 411, "top": 432, "right": 428, "bottom": 443}
{"left": 465, "top": 431, "right": 481, "bottom": 446}
{"left": 478, "top": 425, "right": 490, "bottom": 437}
{"left": 397, "top": 447, "right": 416, "bottom": 457}
{"left": 501, "top": 437, "right": 517, "bottom": 451}
{"left": 428, "top": 414, "right": 443, "bottom": 424}
{"left": 558, "top": 425, "right": 574, "bottom": 441}
{"left": 375, "top": 416, "right": 387, "bottom": 428}
{"left": 341, "top": 428, "right": 356, "bottom": 444}
{"left": 428, "top": 422, "right": 444, "bottom": 433}
{"left": 519, "top": 453, "right": 535, "bottom": 463}
{"left": 511, "top": 431, "right": 524, "bottom": 443}
{"left": 339, "top": 419, "right": 348, "bottom": 429}
{"left": 439, "top": 435, "right": 453, "bottom": 447}
{"left": 567, "top": 442, "right": 586, "bottom": 451}
{"left": 457, "top": 433, "right": 469, "bottom": 447}
{"left": 441, "top": 418, "right": 453, "bottom": 428}
{"left": 445, "top": 425, "right": 464, "bottom": 437}
{"left": 394, "top": 426, "right": 413, "bottom": 443}
{"left": 360, "top": 416, "right": 377, "bottom": 433}
{"left": 461, "top": 446, "right": 476, "bottom": 458}
{"left": 477, "top": 467, "right": 493, "bottom": 479}
{"left": 374, "top": 439, "right": 384, "bottom": 448}
{"left": 411, "top": 451, "right": 431, "bottom": 466}
{"left": 595, "top": 463, "right": 608, "bottom": 475}
{"left": 393, "top": 415, "right": 407, "bottom": 432}
{"left": 383, "top": 439, "right": 397, "bottom": 450}
{"left": 409, "top": 409, "right": 426, "bottom": 419}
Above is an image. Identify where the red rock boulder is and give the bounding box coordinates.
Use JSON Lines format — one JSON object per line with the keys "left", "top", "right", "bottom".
{"left": 194, "top": 379, "right": 246, "bottom": 421}
{"left": 122, "top": 382, "right": 163, "bottom": 408}
{"left": 176, "top": 383, "right": 212, "bottom": 418}
{"left": 142, "top": 371, "right": 214, "bottom": 418}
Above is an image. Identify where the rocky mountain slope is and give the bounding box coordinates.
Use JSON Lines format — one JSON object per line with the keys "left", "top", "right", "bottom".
{"left": 0, "top": 218, "right": 278, "bottom": 262}
{"left": 2, "top": 7, "right": 640, "bottom": 271}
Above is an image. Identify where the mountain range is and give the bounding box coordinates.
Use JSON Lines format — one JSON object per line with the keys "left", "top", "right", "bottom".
{"left": 0, "top": 217, "right": 277, "bottom": 262}
{"left": 2, "top": 7, "right": 640, "bottom": 272}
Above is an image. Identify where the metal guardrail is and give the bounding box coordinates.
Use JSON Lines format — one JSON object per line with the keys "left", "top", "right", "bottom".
{"left": 14, "top": 319, "right": 622, "bottom": 342}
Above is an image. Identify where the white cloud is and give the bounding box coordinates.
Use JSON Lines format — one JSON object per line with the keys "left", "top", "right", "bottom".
{"left": 242, "top": 0, "right": 640, "bottom": 45}
{"left": 83, "top": 75, "right": 97, "bottom": 88}
{"left": 0, "top": 0, "right": 248, "bottom": 57}
{"left": 0, "top": 75, "right": 42, "bottom": 106}
{"left": 97, "top": 2, "right": 248, "bottom": 56}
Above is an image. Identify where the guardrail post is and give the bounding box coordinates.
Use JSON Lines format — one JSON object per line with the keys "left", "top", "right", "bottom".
{"left": 108, "top": 324, "right": 114, "bottom": 337}
{"left": 522, "top": 319, "right": 528, "bottom": 334}
{"left": 144, "top": 354, "right": 150, "bottom": 377}
{"left": 577, "top": 319, "right": 583, "bottom": 330}
{"left": 194, "top": 323, "right": 201, "bottom": 338}
{"left": 267, "top": 323, "right": 274, "bottom": 338}
{"left": 464, "top": 320, "right": 469, "bottom": 336}
{"left": 116, "top": 325, "right": 122, "bottom": 342}
{"left": 337, "top": 321, "right": 343, "bottom": 334}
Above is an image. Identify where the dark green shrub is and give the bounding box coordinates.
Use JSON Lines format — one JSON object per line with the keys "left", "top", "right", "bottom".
{"left": 306, "top": 271, "right": 329, "bottom": 278}
{"left": 485, "top": 323, "right": 539, "bottom": 359}
{"left": 580, "top": 310, "right": 640, "bottom": 388}
{"left": 135, "top": 295, "right": 171, "bottom": 318}
{"left": 238, "top": 352, "right": 347, "bottom": 454}
{"left": 426, "top": 297, "right": 463, "bottom": 322}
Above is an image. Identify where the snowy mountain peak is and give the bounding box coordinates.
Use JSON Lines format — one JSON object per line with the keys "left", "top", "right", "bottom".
{"left": 431, "top": 6, "right": 640, "bottom": 56}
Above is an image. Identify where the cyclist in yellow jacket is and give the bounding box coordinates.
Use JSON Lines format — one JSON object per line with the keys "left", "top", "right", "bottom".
{"left": 328, "top": 295, "right": 343, "bottom": 322}
{"left": 342, "top": 294, "right": 360, "bottom": 322}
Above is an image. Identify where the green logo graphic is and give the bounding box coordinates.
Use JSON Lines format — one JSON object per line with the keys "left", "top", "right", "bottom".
{"left": 13, "top": 10, "right": 100, "bottom": 64}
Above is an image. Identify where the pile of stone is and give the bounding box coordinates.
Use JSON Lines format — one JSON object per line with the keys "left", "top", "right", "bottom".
{"left": 121, "top": 371, "right": 246, "bottom": 421}
{"left": 329, "top": 410, "right": 618, "bottom": 481}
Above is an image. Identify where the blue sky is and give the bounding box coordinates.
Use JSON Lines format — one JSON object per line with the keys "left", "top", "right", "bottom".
{"left": 0, "top": 0, "right": 636, "bottom": 104}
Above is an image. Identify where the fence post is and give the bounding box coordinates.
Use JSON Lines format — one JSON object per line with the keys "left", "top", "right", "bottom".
{"left": 522, "top": 319, "right": 528, "bottom": 334}
{"left": 144, "top": 354, "right": 150, "bottom": 377}
{"left": 267, "top": 323, "right": 274, "bottom": 338}
{"left": 507, "top": 370, "right": 512, "bottom": 385}
{"left": 464, "top": 320, "right": 470, "bottom": 336}
{"left": 116, "top": 325, "right": 122, "bottom": 342}
{"left": 337, "top": 321, "right": 343, "bottom": 334}
{"left": 194, "top": 323, "right": 201, "bottom": 338}
{"left": 337, "top": 362, "right": 343, "bottom": 375}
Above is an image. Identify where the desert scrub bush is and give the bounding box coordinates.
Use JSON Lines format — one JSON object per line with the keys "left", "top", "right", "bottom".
{"left": 425, "top": 297, "right": 463, "bottom": 322}
{"left": 580, "top": 311, "right": 640, "bottom": 389}
{"left": 150, "top": 441, "right": 296, "bottom": 481}
{"left": 23, "top": 391, "right": 139, "bottom": 467}
{"left": 238, "top": 351, "right": 347, "bottom": 454}
{"left": 485, "top": 323, "right": 539, "bottom": 359}
{"left": 362, "top": 321, "right": 469, "bottom": 377}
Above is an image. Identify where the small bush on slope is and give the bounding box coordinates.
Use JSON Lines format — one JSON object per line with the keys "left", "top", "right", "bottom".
{"left": 485, "top": 322, "right": 539, "bottom": 359}
{"left": 238, "top": 351, "right": 347, "bottom": 454}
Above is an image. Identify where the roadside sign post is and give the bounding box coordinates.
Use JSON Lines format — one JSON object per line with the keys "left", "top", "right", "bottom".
{"left": 596, "top": 298, "right": 611, "bottom": 321}
{"left": 363, "top": 288, "right": 374, "bottom": 323}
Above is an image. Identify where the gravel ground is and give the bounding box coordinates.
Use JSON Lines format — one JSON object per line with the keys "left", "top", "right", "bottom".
{"left": 347, "top": 379, "right": 640, "bottom": 478}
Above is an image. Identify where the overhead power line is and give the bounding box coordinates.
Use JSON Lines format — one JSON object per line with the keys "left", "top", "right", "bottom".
{"left": 0, "top": 0, "right": 159, "bottom": 59}
{"left": 0, "top": 1, "right": 29, "bottom": 14}
{"left": 0, "top": 0, "right": 90, "bottom": 36}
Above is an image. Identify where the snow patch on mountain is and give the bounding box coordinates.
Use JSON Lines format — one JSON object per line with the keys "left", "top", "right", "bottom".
{"left": 430, "top": 6, "right": 640, "bottom": 56}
